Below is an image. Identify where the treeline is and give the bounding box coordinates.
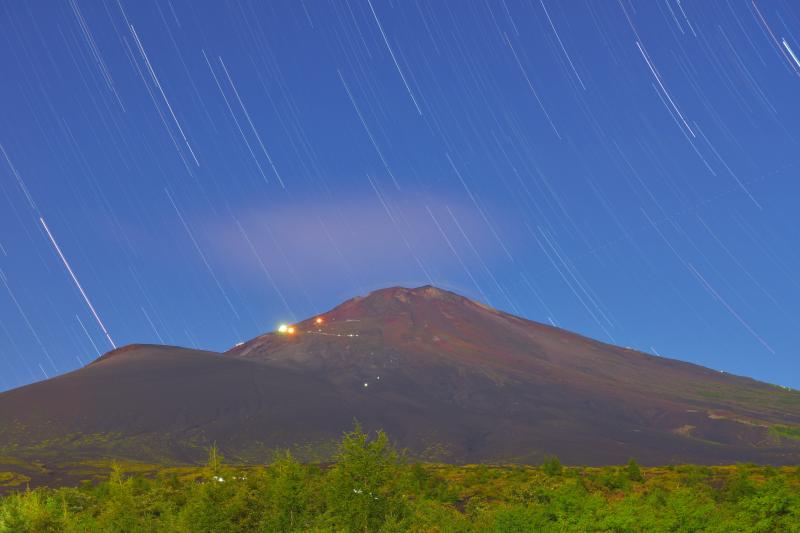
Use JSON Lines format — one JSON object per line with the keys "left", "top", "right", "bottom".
{"left": 1, "top": 426, "right": 799, "bottom": 532}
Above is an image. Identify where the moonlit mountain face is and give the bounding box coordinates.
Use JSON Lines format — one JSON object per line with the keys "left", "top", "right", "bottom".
{"left": 1, "top": 1, "right": 800, "bottom": 394}
{"left": 2, "top": 286, "right": 799, "bottom": 475}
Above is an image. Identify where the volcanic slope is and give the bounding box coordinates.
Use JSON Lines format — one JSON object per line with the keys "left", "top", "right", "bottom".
{"left": 229, "top": 285, "right": 800, "bottom": 464}
{"left": 1, "top": 286, "right": 799, "bottom": 469}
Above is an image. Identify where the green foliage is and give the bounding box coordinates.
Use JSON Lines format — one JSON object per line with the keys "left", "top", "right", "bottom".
{"left": 770, "top": 425, "right": 800, "bottom": 441}
{"left": 259, "top": 451, "right": 316, "bottom": 531}
{"left": 324, "top": 424, "right": 405, "bottom": 531}
{"left": 0, "top": 489, "right": 65, "bottom": 533}
{"left": 596, "top": 467, "right": 631, "bottom": 492}
{"left": 724, "top": 468, "right": 757, "bottom": 503}
{"left": 2, "top": 427, "right": 800, "bottom": 532}
{"left": 479, "top": 504, "right": 540, "bottom": 532}
{"left": 626, "top": 458, "right": 643, "bottom": 482}
{"left": 540, "top": 455, "right": 562, "bottom": 477}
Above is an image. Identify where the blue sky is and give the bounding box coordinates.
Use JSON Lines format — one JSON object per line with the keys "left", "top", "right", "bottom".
{"left": 1, "top": 0, "right": 799, "bottom": 391}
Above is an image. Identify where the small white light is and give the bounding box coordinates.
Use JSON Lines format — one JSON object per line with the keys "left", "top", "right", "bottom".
{"left": 363, "top": 382, "right": 368, "bottom": 387}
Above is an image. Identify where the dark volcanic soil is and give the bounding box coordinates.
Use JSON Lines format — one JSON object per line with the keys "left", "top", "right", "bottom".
{"left": 2, "top": 286, "right": 799, "bottom": 477}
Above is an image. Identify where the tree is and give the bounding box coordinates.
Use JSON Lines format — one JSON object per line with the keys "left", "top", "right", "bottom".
{"left": 96, "top": 464, "right": 142, "bottom": 531}
{"left": 324, "top": 423, "right": 405, "bottom": 531}
{"left": 626, "top": 459, "right": 643, "bottom": 482}
{"left": 260, "top": 451, "right": 315, "bottom": 531}
{"left": 177, "top": 445, "right": 242, "bottom": 532}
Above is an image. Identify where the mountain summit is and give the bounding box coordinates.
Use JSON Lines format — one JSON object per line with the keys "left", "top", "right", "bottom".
{"left": 2, "top": 286, "right": 799, "bottom": 471}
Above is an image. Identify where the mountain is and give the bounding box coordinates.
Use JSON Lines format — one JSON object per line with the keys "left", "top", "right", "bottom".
{"left": 1, "top": 286, "right": 799, "bottom": 476}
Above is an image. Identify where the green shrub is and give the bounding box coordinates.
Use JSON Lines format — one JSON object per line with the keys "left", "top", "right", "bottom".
{"left": 0, "top": 490, "right": 65, "bottom": 533}
{"left": 625, "top": 458, "right": 643, "bottom": 482}
{"left": 769, "top": 425, "right": 800, "bottom": 441}
{"left": 2, "top": 431, "right": 798, "bottom": 531}
{"left": 541, "top": 456, "right": 562, "bottom": 477}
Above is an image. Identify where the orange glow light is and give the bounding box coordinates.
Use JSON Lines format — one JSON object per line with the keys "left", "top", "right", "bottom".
{"left": 315, "top": 317, "right": 324, "bottom": 325}
{"left": 287, "top": 326, "right": 296, "bottom": 334}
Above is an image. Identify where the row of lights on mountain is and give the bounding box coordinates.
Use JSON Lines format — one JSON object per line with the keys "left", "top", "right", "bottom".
{"left": 277, "top": 316, "right": 324, "bottom": 335}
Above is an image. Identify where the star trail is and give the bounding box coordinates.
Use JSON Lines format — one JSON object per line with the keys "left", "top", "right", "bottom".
{"left": 1, "top": 1, "right": 799, "bottom": 392}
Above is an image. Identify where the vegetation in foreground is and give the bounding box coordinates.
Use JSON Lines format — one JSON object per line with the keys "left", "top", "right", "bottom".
{"left": 1, "top": 426, "right": 799, "bottom": 532}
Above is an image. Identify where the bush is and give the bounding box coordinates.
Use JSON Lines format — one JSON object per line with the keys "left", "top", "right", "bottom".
{"left": 2, "top": 433, "right": 798, "bottom": 531}
{"left": 626, "top": 459, "right": 643, "bottom": 482}
{"left": 541, "top": 456, "right": 562, "bottom": 477}
{"left": 0, "top": 490, "right": 65, "bottom": 533}
{"left": 597, "top": 468, "right": 631, "bottom": 492}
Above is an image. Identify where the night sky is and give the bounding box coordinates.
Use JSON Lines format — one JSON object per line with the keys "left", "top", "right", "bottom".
{"left": 1, "top": 1, "right": 799, "bottom": 392}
